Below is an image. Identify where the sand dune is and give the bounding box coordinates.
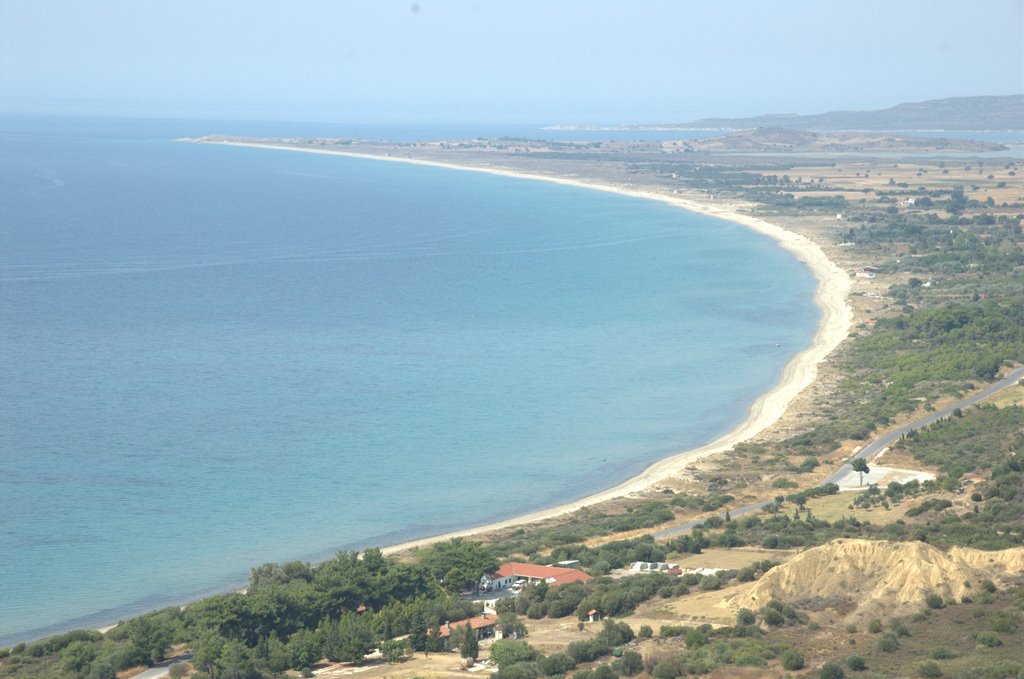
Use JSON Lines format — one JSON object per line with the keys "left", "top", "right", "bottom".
{"left": 727, "top": 539, "right": 1024, "bottom": 621}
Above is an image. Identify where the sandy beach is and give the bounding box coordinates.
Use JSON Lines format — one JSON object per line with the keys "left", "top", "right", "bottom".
{"left": 204, "top": 140, "right": 854, "bottom": 555}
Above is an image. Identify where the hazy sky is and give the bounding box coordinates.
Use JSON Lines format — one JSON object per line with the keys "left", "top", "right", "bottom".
{"left": 1, "top": 0, "right": 1022, "bottom": 124}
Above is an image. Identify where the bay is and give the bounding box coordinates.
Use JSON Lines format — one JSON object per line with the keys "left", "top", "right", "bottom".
{"left": 0, "top": 116, "right": 818, "bottom": 643}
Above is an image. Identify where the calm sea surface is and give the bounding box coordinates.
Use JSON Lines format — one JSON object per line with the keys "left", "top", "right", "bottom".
{"left": 0, "top": 116, "right": 819, "bottom": 644}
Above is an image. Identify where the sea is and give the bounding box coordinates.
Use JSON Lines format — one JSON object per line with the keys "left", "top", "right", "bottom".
{"left": 0, "top": 115, "right": 826, "bottom": 645}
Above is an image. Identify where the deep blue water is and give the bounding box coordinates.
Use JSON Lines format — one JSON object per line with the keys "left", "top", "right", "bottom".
{"left": 0, "top": 116, "right": 819, "bottom": 644}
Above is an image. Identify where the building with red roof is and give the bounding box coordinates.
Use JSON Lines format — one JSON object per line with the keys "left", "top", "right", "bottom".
{"left": 435, "top": 613, "right": 500, "bottom": 639}
{"left": 479, "top": 562, "right": 592, "bottom": 592}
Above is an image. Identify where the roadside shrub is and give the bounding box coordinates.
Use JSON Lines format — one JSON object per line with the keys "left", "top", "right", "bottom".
{"left": 780, "top": 649, "right": 805, "bottom": 670}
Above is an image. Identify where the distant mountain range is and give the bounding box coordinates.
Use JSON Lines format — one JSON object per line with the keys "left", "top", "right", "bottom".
{"left": 554, "top": 95, "right": 1024, "bottom": 132}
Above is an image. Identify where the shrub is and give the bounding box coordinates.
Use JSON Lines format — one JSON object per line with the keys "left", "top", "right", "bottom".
{"left": 847, "top": 655, "right": 867, "bottom": 671}
{"left": 930, "top": 646, "right": 956, "bottom": 659}
{"left": 763, "top": 608, "right": 785, "bottom": 627}
{"left": 490, "top": 640, "right": 539, "bottom": 668}
{"left": 683, "top": 627, "right": 708, "bottom": 649}
{"left": 566, "top": 638, "right": 610, "bottom": 664}
{"left": 820, "top": 661, "right": 846, "bottom": 679}
{"left": 917, "top": 660, "right": 943, "bottom": 677}
{"left": 637, "top": 624, "right": 652, "bottom": 639}
{"left": 658, "top": 625, "right": 687, "bottom": 638}
{"left": 780, "top": 649, "right": 805, "bottom": 670}
{"left": 538, "top": 652, "right": 576, "bottom": 676}
{"left": 925, "top": 592, "right": 945, "bottom": 609}
{"left": 494, "top": 662, "right": 539, "bottom": 679}
{"left": 867, "top": 619, "right": 882, "bottom": 633}
{"left": 736, "top": 608, "right": 756, "bottom": 626}
{"left": 613, "top": 651, "right": 643, "bottom": 676}
{"left": 598, "top": 620, "right": 634, "bottom": 647}
{"left": 892, "top": 621, "right": 912, "bottom": 637}
{"left": 652, "top": 654, "right": 687, "bottom": 679}
{"left": 975, "top": 631, "right": 1002, "bottom": 647}
{"left": 878, "top": 634, "right": 899, "bottom": 652}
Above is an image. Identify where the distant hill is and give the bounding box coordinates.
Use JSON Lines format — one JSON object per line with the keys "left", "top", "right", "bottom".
{"left": 605, "top": 95, "right": 1023, "bottom": 131}
{"left": 682, "top": 127, "right": 1006, "bottom": 153}
{"left": 677, "top": 95, "right": 1024, "bottom": 131}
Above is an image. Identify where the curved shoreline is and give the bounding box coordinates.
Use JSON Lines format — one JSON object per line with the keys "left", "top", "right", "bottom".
{"left": 204, "top": 140, "right": 855, "bottom": 554}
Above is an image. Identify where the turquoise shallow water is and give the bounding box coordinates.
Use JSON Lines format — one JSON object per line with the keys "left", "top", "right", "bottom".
{"left": 0, "top": 117, "right": 818, "bottom": 644}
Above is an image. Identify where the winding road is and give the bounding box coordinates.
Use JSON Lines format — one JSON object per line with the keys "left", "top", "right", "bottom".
{"left": 653, "top": 365, "right": 1024, "bottom": 540}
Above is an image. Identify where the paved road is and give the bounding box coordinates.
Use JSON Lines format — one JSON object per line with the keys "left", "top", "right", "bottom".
{"left": 130, "top": 654, "right": 192, "bottom": 679}
{"left": 653, "top": 366, "right": 1024, "bottom": 541}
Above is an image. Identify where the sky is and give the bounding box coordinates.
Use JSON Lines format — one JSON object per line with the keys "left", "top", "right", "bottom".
{"left": 1, "top": 0, "right": 1022, "bottom": 124}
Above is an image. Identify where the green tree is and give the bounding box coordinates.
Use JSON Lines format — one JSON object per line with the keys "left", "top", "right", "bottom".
{"left": 126, "top": 613, "right": 175, "bottom": 664}
{"left": 320, "top": 613, "right": 375, "bottom": 664}
{"left": 217, "top": 640, "right": 255, "bottom": 679}
{"left": 84, "top": 660, "right": 116, "bottom": 679}
{"left": 191, "top": 630, "right": 225, "bottom": 677}
{"left": 260, "top": 634, "right": 290, "bottom": 672}
{"left": 61, "top": 640, "right": 98, "bottom": 674}
{"left": 489, "top": 639, "right": 537, "bottom": 668}
{"left": 420, "top": 538, "right": 499, "bottom": 593}
{"left": 380, "top": 638, "right": 408, "bottom": 663}
{"left": 498, "top": 612, "right": 528, "bottom": 639}
{"left": 287, "top": 628, "right": 321, "bottom": 669}
{"left": 449, "top": 623, "right": 479, "bottom": 659}
{"left": 851, "top": 458, "right": 870, "bottom": 486}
